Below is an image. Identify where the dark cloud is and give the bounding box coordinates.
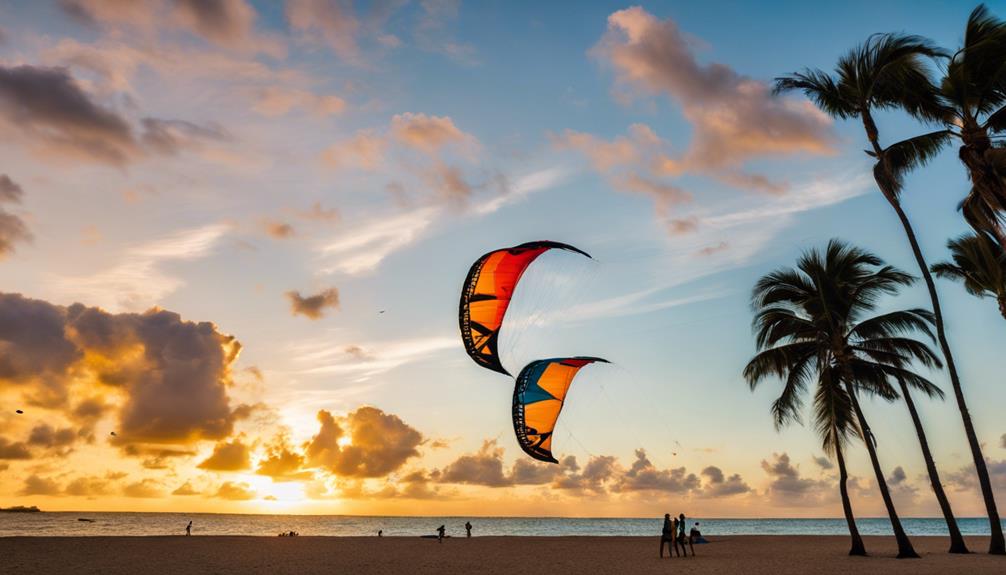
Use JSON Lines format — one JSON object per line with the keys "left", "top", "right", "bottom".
{"left": 887, "top": 466, "right": 907, "bottom": 486}
{"left": 510, "top": 457, "right": 568, "bottom": 485}
{"left": 286, "top": 288, "right": 340, "bottom": 320}
{"left": 0, "top": 436, "right": 31, "bottom": 460}
{"left": 0, "top": 174, "right": 23, "bottom": 203}
{"left": 615, "top": 449, "right": 700, "bottom": 493}
{"left": 0, "top": 65, "right": 140, "bottom": 165}
{"left": 439, "top": 440, "right": 512, "bottom": 487}
{"left": 0, "top": 293, "right": 243, "bottom": 449}
{"left": 27, "top": 424, "right": 78, "bottom": 450}
{"left": 700, "top": 465, "right": 750, "bottom": 497}
{"left": 304, "top": 407, "right": 423, "bottom": 478}
{"left": 215, "top": 480, "right": 255, "bottom": 500}
{"left": 172, "top": 0, "right": 258, "bottom": 48}
{"left": 813, "top": 455, "right": 834, "bottom": 470}
{"left": 20, "top": 474, "right": 61, "bottom": 495}
{"left": 197, "top": 437, "right": 252, "bottom": 471}
{"left": 947, "top": 458, "right": 1006, "bottom": 491}
{"left": 761, "top": 452, "right": 832, "bottom": 506}
{"left": 1001, "top": 433, "right": 1006, "bottom": 449}
{"left": 139, "top": 117, "right": 228, "bottom": 156}
{"left": 552, "top": 455, "right": 618, "bottom": 493}
{"left": 64, "top": 475, "right": 114, "bottom": 496}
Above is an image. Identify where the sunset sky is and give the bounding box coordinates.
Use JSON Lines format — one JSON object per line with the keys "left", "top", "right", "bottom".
{"left": 1, "top": 0, "right": 1004, "bottom": 518}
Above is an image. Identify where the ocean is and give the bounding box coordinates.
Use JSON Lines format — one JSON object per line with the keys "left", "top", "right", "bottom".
{"left": 1, "top": 513, "right": 1003, "bottom": 537}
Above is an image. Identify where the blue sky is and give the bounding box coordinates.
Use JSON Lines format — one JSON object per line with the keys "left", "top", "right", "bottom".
{"left": 0, "top": 0, "right": 1003, "bottom": 517}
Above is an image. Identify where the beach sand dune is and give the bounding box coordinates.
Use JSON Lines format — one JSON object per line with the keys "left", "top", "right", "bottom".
{"left": 2, "top": 535, "right": 1002, "bottom": 574}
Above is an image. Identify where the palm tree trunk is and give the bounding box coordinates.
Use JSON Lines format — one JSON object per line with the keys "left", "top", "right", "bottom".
{"left": 898, "top": 381, "right": 969, "bottom": 553}
{"left": 844, "top": 381, "right": 919, "bottom": 558}
{"left": 875, "top": 138, "right": 1005, "bottom": 554}
{"left": 999, "top": 296, "right": 1006, "bottom": 321}
{"left": 835, "top": 440, "right": 867, "bottom": 556}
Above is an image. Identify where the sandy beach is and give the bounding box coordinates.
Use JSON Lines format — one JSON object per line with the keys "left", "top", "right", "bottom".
{"left": 2, "top": 535, "right": 1003, "bottom": 574}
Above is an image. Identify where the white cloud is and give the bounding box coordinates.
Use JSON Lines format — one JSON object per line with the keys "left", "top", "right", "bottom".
{"left": 316, "top": 207, "right": 440, "bottom": 275}
{"left": 288, "top": 334, "right": 456, "bottom": 381}
{"left": 48, "top": 223, "right": 229, "bottom": 311}
{"left": 474, "top": 167, "right": 569, "bottom": 215}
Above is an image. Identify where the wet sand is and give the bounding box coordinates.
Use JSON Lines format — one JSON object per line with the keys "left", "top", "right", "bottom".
{"left": 2, "top": 535, "right": 1003, "bottom": 574}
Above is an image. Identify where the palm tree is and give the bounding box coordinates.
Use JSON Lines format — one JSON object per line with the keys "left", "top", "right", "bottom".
{"left": 775, "top": 34, "right": 971, "bottom": 554}
{"left": 744, "top": 240, "right": 946, "bottom": 559}
{"left": 933, "top": 232, "right": 1006, "bottom": 319}
{"left": 941, "top": 5, "right": 1006, "bottom": 252}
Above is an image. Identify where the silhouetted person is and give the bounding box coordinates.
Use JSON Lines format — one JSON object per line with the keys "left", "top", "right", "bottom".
{"left": 185, "top": 521, "right": 192, "bottom": 536}
{"left": 437, "top": 525, "right": 446, "bottom": 543}
{"left": 465, "top": 521, "right": 472, "bottom": 538}
{"left": 678, "top": 513, "right": 693, "bottom": 556}
{"left": 378, "top": 530, "right": 383, "bottom": 537}
{"left": 659, "top": 514, "right": 677, "bottom": 558}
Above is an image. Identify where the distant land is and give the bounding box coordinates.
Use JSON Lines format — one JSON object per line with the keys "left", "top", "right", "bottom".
{"left": 0, "top": 506, "right": 41, "bottom": 513}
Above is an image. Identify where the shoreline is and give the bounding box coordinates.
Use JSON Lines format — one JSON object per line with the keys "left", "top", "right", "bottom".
{"left": 3, "top": 535, "right": 1003, "bottom": 574}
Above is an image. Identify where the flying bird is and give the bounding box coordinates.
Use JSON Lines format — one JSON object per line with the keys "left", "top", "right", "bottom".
{"left": 15, "top": 409, "right": 23, "bottom": 414}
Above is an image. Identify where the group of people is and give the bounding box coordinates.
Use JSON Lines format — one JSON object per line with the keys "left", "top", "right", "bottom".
{"left": 435, "top": 521, "right": 473, "bottom": 542}
{"left": 660, "top": 513, "right": 702, "bottom": 558}
{"left": 278, "top": 531, "right": 299, "bottom": 537}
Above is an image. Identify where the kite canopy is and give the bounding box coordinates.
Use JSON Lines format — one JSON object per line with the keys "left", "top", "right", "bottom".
{"left": 458, "top": 241, "right": 591, "bottom": 375}
{"left": 512, "top": 356, "right": 608, "bottom": 463}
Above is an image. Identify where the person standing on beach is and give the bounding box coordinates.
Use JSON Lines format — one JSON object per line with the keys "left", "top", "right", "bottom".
{"left": 659, "top": 514, "right": 677, "bottom": 557}
{"left": 185, "top": 521, "right": 192, "bottom": 536}
{"left": 437, "top": 525, "right": 446, "bottom": 543}
{"left": 464, "top": 521, "right": 472, "bottom": 538}
{"left": 678, "top": 514, "right": 693, "bottom": 556}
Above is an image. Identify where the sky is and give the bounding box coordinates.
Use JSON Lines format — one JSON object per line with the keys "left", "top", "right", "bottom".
{"left": 0, "top": 0, "right": 1004, "bottom": 518}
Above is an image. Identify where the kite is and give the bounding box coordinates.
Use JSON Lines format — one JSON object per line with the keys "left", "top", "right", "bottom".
{"left": 459, "top": 241, "right": 591, "bottom": 375}
{"left": 512, "top": 356, "right": 608, "bottom": 463}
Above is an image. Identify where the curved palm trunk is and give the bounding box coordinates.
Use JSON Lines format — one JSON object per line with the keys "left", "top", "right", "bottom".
{"left": 844, "top": 381, "right": 919, "bottom": 558}
{"left": 895, "top": 224, "right": 1004, "bottom": 557}
{"left": 898, "top": 382, "right": 969, "bottom": 553}
{"left": 999, "top": 296, "right": 1006, "bottom": 321}
{"left": 835, "top": 440, "right": 867, "bottom": 556}
{"left": 868, "top": 117, "right": 1005, "bottom": 554}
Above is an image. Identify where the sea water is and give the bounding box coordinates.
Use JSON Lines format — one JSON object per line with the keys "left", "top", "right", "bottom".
{"left": 1, "top": 513, "right": 1002, "bottom": 537}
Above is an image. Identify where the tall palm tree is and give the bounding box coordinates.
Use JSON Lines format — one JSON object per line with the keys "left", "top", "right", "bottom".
{"left": 775, "top": 34, "right": 971, "bottom": 554}
{"left": 933, "top": 232, "right": 1006, "bottom": 319}
{"left": 941, "top": 5, "right": 1006, "bottom": 252}
{"left": 744, "top": 240, "right": 945, "bottom": 559}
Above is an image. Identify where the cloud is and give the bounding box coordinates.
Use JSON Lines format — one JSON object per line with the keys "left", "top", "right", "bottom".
{"left": 0, "top": 174, "right": 31, "bottom": 258}
{"left": 263, "top": 219, "right": 296, "bottom": 239}
{"left": 197, "top": 438, "right": 252, "bottom": 471}
{"left": 304, "top": 407, "right": 423, "bottom": 478}
{"left": 139, "top": 117, "right": 228, "bottom": 156}
{"left": 414, "top": 0, "right": 477, "bottom": 64}
{"left": 286, "top": 288, "right": 340, "bottom": 320}
{"left": 594, "top": 7, "right": 833, "bottom": 181}
{"left": 0, "top": 64, "right": 140, "bottom": 166}
{"left": 171, "top": 0, "right": 266, "bottom": 52}
{"left": 49, "top": 223, "right": 229, "bottom": 311}
{"left": 700, "top": 465, "right": 750, "bottom": 496}
{"left": 253, "top": 86, "right": 346, "bottom": 117}
{"left": 615, "top": 449, "right": 700, "bottom": 493}
{"left": 60, "top": 0, "right": 157, "bottom": 31}
{"left": 696, "top": 241, "right": 729, "bottom": 256}
{"left": 290, "top": 335, "right": 455, "bottom": 381}
{"left": 21, "top": 474, "right": 62, "bottom": 495}
{"left": 172, "top": 480, "right": 200, "bottom": 495}
{"left": 321, "top": 129, "right": 388, "bottom": 171}
{"left": 390, "top": 112, "right": 473, "bottom": 154}
{"left": 123, "top": 478, "right": 165, "bottom": 498}
{"left": 761, "top": 452, "right": 833, "bottom": 506}
{"left": 64, "top": 475, "right": 114, "bottom": 496}
{"left": 298, "top": 202, "right": 341, "bottom": 223}
{"left": 256, "top": 442, "right": 312, "bottom": 482}
{"left": 0, "top": 293, "right": 243, "bottom": 449}
{"left": 316, "top": 207, "right": 438, "bottom": 275}
{"left": 1001, "top": 433, "right": 1005, "bottom": 449}
{"left": 27, "top": 424, "right": 78, "bottom": 450}
{"left": 286, "top": 0, "right": 362, "bottom": 61}
{"left": 887, "top": 466, "right": 907, "bottom": 486}
{"left": 0, "top": 437, "right": 32, "bottom": 460}
{"left": 215, "top": 480, "right": 256, "bottom": 500}
{"left": 439, "top": 440, "right": 513, "bottom": 487}
{"left": 813, "top": 455, "right": 834, "bottom": 470}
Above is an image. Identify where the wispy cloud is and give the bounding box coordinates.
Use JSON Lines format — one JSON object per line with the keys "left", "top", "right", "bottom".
{"left": 316, "top": 167, "right": 569, "bottom": 276}
{"left": 49, "top": 223, "right": 229, "bottom": 311}
{"left": 316, "top": 207, "right": 440, "bottom": 275}
{"left": 288, "top": 334, "right": 456, "bottom": 381}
